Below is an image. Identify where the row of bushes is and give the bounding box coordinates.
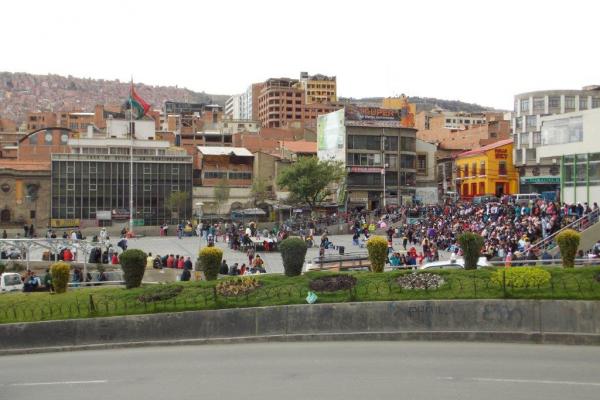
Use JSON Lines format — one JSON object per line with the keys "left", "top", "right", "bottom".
{"left": 46, "top": 229, "right": 582, "bottom": 294}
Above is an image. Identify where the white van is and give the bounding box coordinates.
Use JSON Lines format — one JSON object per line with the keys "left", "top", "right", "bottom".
{"left": 0, "top": 273, "right": 24, "bottom": 292}
{"left": 512, "top": 193, "right": 541, "bottom": 206}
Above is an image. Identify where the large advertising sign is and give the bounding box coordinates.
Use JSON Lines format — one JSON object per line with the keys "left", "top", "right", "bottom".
{"left": 317, "top": 109, "right": 346, "bottom": 162}
{"left": 345, "top": 105, "right": 400, "bottom": 121}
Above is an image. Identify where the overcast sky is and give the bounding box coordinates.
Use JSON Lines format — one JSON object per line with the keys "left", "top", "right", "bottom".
{"left": 1, "top": 0, "right": 597, "bottom": 110}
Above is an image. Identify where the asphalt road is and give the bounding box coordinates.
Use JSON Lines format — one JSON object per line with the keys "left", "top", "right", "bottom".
{"left": 2, "top": 342, "right": 599, "bottom": 400}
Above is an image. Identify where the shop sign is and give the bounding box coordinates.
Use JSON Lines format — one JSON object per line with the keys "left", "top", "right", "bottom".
{"left": 51, "top": 219, "right": 80, "bottom": 228}
{"left": 520, "top": 176, "right": 560, "bottom": 184}
{"left": 495, "top": 148, "right": 508, "bottom": 159}
{"left": 349, "top": 166, "right": 383, "bottom": 173}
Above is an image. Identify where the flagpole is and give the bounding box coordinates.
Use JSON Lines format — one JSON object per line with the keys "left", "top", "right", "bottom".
{"left": 129, "top": 78, "right": 134, "bottom": 238}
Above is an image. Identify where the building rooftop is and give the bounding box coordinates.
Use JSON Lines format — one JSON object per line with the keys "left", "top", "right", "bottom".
{"left": 196, "top": 146, "right": 253, "bottom": 157}
{"left": 280, "top": 140, "right": 317, "bottom": 154}
{"left": 457, "top": 138, "right": 513, "bottom": 158}
{"left": 69, "top": 138, "right": 172, "bottom": 148}
{"left": 0, "top": 160, "right": 51, "bottom": 172}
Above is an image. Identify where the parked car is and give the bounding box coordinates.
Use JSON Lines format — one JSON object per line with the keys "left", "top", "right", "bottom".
{"left": 418, "top": 257, "right": 491, "bottom": 270}
{"left": 0, "top": 272, "right": 23, "bottom": 292}
{"left": 472, "top": 195, "right": 500, "bottom": 205}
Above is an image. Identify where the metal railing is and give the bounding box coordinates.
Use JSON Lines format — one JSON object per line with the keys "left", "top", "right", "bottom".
{"left": 529, "top": 209, "right": 600, "bottom": 253}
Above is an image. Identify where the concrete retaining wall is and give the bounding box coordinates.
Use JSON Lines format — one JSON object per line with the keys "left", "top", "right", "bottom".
{"left": 0, "top": 300, "right": 599, "bottom": 354}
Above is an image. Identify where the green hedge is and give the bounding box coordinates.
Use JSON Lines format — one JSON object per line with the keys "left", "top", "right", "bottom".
{"left": 120, "top": 249, "right": 147, "bottom": 289}
{"left": 458, "top": 232, "right": 484, "bottom": 270}
{"left": 491, "top": 267, "right": 551, "bottom": 288}
{"left": 50, "top": 262, "right": 71, "bottom": 294}
{"left": 279, "top": 237, "right": 308, "bottom": 277}
{"left": 197, "top": 247, "right": 223, "bottom": 281}
{"left": 556, "top": 229, "right": 580, "bottom": 268}
{"left": 366, "top": 236, "right": 388, "bottom": 273}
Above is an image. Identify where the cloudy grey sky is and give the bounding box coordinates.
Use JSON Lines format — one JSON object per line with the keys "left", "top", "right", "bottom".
{"left": 2, "top": 0, "right": 597, "bottom": 109}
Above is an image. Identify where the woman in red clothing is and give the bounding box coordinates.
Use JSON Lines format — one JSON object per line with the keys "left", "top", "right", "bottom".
{"left": 63, "top": 248, "right": 73, "bottom": 262}
{"left": 111, "top": 253, "right": 119, "bottom": 264}
{"left": 177, "top": 256, "right": 185, "bottom": 269}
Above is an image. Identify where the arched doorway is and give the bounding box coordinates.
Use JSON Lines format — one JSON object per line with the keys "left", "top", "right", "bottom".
{"left": 0, "top": 208, "right": 10, "bottom": 223}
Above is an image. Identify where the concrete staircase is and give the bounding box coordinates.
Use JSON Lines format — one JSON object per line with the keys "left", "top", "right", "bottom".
{"left": 530, "top": 210, "right": 600, "bottom": 256}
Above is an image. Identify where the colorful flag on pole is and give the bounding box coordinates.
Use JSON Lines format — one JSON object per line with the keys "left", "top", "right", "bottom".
{"left": 129, "top": 83, "right": 150, "bottom": 119}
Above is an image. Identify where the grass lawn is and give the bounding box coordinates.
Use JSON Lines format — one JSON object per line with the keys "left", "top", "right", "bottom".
{"left": 1, "top": 267, "right": 599, "bottom": 324}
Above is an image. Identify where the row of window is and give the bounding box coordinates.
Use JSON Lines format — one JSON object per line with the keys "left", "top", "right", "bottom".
{"left": 458, "top": 161, "right": 508, "bottom": 177}
{"left": 347, "top": 171, "right": 417, "bottom": 186}
{"left": 204, "top": 171, "right": 252, "bottom": 180}
{"left": 346, "top": 135, "right": 416, "bottom": 152}
{"left": 444, "top": 118, "right": 485, "bottom": 125}
{"left": 518, "top": 96, "right": 600, "bottom": 113}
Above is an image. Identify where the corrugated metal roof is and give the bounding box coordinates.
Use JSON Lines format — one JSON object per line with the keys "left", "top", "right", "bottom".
{"left": 196, "top": 146, "right": 253, "bottom": 157}
{"left": 457, "top": 138, "right": 513, "bottom": 158}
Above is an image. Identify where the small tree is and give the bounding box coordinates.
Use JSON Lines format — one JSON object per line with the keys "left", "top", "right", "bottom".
{"left": 120, "top": 249, "right": 147, "bottom": 288}
{"left": 366, "top": 236, "right": 388, "bottom": 273}
{"left": 277, "top": 156, "right": 345, "bottom": 209}
{"left": 166, "top": 191, "right": 189, "bottom": 220}
{"left": 458, "top": 232, "right": 484, "bottom": 270}
{"left": 556, "top": 229, "right": 580, "bottom": 268}
{"left": 50, "top": 262, "right": 71, "bottom": 294}
{"left": 279, "top": 237, "right": 308, "bottom": 276}
{"left": 214, "top": 178, "right": 230, "bottom": 216}
{"left": 197, "top": 246, "right": 223, "bottom": 280}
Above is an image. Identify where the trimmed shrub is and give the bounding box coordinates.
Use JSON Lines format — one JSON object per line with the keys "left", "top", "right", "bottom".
{"left": 458, "top": 232, "right": 484, "bottom": 270}
{"left": 366, "top": 236, "right": 388, "bottom": 273}
{"left": 491, "top": 267, "right": 551, "bottom": 288}
{"left": 120, "top": 249, "right": 147, "bottom": 289}
{"left": 50, "top": 262, "right": 71, "bottom": 294}
{"left": 197, "top": 246, "right": 223, "bottom": 281}
{"left": 279, "top": 237, "right": 308, "bottom": 277}
{"left": 556, "top": 229, "right": 580, "bottom": 268}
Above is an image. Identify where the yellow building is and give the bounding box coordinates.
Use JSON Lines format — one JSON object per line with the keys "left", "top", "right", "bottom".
{"left": 455, "top": 139, "right": 518, "bottom": 199}
{"left": 296, "top": 72, "right": 337, "bottom": 104}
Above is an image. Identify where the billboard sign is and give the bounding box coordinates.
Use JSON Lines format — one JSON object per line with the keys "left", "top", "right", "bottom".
{"left": 345, "top": 105, "right": 400, "bottom": 121}
{"left": 317, "top": 109, "right": 346, "bottom": 162}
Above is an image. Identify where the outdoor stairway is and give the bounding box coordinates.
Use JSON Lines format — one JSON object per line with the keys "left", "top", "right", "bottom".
{"left": 529, "top": 209, "right": 600, "bottom": 255}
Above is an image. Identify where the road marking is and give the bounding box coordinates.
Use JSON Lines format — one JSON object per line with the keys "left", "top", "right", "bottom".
{"left": 9, "top": 380, "right": 108, "bottom": 387}
{"left": 472, "top": 377, "right": 600, "bottom": 387}
{"left": 437, "top": 376, "right": 600, "bottom": 387}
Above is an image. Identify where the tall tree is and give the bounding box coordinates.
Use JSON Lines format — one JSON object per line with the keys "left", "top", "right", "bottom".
{"left": 251, "top": 176, "right": 272, "bottom": 206}
{"left": 214, "top": 178, "right": 230, "bottom": 215}
{"left": 277, "top": 156, "right": 345, "bottom": 208}
{"left": 165, "top": 191, "right": 189, "bottom": 218}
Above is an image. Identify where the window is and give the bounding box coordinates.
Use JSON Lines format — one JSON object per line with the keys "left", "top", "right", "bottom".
{"left": 526, "top": 115, "right": 537, "bottom": 129}
{"left": 347, "top": 135, "right": 380, "bottom": 150}
{"left": 228, "top": 172, "right": 252, "bottom": 180}
{"left": 144, "top": 185, "right": 151, "bottom": 192}
{"left": 30, "top": 210, "right": 36, "bottom": 219}
{"left": 515, "top": 117, "right": 522, "bottom": 131}
{"left": 89, "top": 183, "right": 97, "bottom": 191}
{"left": 171, "top": 166, "right": 179, "bottom": 174}
{"left": 479, "top": 161, "right": 486, "bottom": 176}
{"left": 548, "top": 96, "right": 560, "bottom": 108}
{"left": 533, "top": 97, "right": 545, "bottom": 113}
{"left": 526, "top": 148, "right": 536, "bottom": 161}
{"left": 417, "top": 154, "right": 427, "bottom": 174}
{"left": 385, "top": 154, "right": 398, "bottom": 169}
{"left": 520, "top": 132, "right": 529, "bottom": 147}
{"left": 532, "top": 132, "right": 541, "bottom": 145}
{"left": 471, "top": 162, "right": 477, "bottom": 177}
{"left": 498, "top": 161, "right": 507, "bottom": 176}
{"left": 464, "top": 164, "right": 469, "bottom": 177}
{"left": 66, "top": 165, "right": 74, "bottom": 174}
{"left": 520, "top": 99, "right": 529, "bottom": 112}
{"left": 579, "top": 96, "right": 588, "bottom": 110}
{"left": 400, "top": 154, "right": 415, "bottom": 169}
{"left": 29, "top": 133, "right": 38, "bottom": 145}
{"left": 89, "top": 165, "right": 97, "bottom": 174}
{"left": 384, "top": 136, "right": 398, "bottom": 151}
{"left": 400, "top": 136, "right": 416, "bottom": 152}
{"left": 143, "top": 165, "right": 151, "bottom": 174}
{"left": 565, "top": 96, "right": 576, "bottom": 110}
{"left": 204, "top": 171, "right": 227, "bottom": 179}
{"left": 593, "top": 98, "right": 600, "bottom": 109}
{"left": 347, "top": 153, "right": 382, "bottom": 166}
{"left": 66, "top": 184, "right": 74, "bottom": 191}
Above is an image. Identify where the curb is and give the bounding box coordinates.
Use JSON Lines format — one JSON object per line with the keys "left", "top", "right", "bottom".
{"left": 2, "top": 331, "right": 599, "bottom": 356}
